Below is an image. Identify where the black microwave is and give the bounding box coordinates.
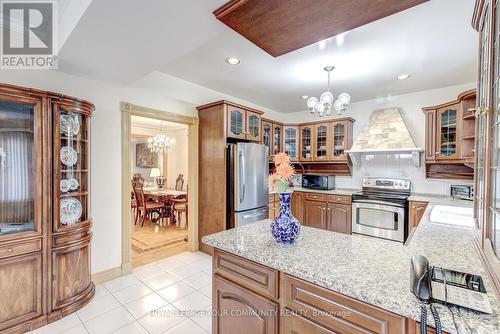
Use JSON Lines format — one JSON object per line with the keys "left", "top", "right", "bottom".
{"left": 302, "top": 174, "right": 335, "bottom": 190}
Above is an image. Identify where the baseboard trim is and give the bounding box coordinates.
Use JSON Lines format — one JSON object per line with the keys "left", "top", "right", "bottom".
{"left": 91, "top": 266, "right": 124, "bottom": 285}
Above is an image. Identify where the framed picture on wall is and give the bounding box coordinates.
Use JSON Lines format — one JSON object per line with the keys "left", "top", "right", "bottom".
{"left": 136, "top": 143, "right": 158, "bottom": 168}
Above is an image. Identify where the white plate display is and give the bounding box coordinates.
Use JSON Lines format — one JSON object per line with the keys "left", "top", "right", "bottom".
{"left": 60, "top": 146, "right": 77, "bottom": 167}
{"left": 60, "top": 197, "right": 82, "bottom": 226}
{"left": 68, "top": 178, "right": 79, "bottom": 191}
{"left": 60, "top": 114, "right": 80, "bottom": 136}
{"left": 60, "top": 179, "right": 70, "bottom": 193}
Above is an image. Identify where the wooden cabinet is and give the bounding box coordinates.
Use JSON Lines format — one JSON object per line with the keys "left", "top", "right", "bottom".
{"left": 300, "top": 192, "right": 352, "bottom": 234}
{"left": 214, "top": 274, "right": 279, "bottom": 334}
{"left": 422, "top": 90, "right": 476, "bottom": 179}
{"left": 268, "top": 194, "right": 279, "bottom": 219}
{"left": 291, "top": 192, "right": 305, "bottom": 224}
{"left": 262, "top": 119, "right": 284, "bottom": 158}
{"left": 408, "top": 201, "right": 428, "bottom": 230}
{"left": 304, "top": 199, "right": 327, "bottom": 229}
{"left": 227, "top": 104, "right": 263, "bottom": 141}
{"left": 0, "top": 253, "right": 42, "bottom": 331}
{"left": 262, "top": 120, "right": 272, "bottom": 155}
{"left": 0, "top": 83, "right": 94, "bottom": 333}
{"left": 284, "top": 126, "right": 299, "bottom": 161}
{"left": 299, "top": 119, "right": 354, "bottom": 164}
{"left": 326, "top": 203, "right": 352, "bottom": 234}
{"left": 211, "top": 250, "right": 418, "bottom": 334}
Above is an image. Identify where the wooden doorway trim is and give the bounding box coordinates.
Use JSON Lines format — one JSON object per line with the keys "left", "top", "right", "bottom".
{"left": 121, "top": 102, "right": 199, "bottom": 273}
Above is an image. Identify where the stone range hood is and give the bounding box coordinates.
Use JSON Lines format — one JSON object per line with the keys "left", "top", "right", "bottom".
{"left": 346, "top": 108, "right": 424, "bottom": 167}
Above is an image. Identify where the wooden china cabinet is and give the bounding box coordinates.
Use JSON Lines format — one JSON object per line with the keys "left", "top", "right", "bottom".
{"left": 0, "top": 83, "right": 94, "bottom": 333}
{"left": 472, "top": 0, "right": 500, "bottom": 295}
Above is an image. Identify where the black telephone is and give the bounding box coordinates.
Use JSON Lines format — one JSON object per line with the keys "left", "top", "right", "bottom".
{"left": 410, "top": 255, "right": 491, "bottom": 313}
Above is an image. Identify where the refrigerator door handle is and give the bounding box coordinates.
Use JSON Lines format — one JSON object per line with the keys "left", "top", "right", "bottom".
{"left": 241, "top": 151, "right": 246, "bottom": 202}
{"left": 238, "top": 150, "right": 244, "bottom": 203}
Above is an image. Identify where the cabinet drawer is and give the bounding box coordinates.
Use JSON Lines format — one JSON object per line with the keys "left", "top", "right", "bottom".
{"left": 327, "top": 195, "right": 351, "bottom": 204}
{"left": 305, "top": 193, "right": 327, "bottom": 202}
{"left": 284, "top": 274, "right": 406, "bottom": 334}
{"left": 213, "top": 249, "right": 279, "bottom": 300}
{"left": 0, "top": 239, "right": 41, "bottom": 259}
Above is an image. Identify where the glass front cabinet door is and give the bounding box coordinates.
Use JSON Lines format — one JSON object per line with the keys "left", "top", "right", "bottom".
{"left": 54, "top": 103, "right": 91, "bottom": 232}
{"left": 331, "top": 121, "right": 347, "bottom": 159}
{"left": 246, "top": 111, "right": 261, "bottom": 142}
{"left": 300, "top": 126, "right": 313, "bottom": 161}
{"left": 227, "top": 105, "right": 246, "bottom": 140}
{"left": 262, "top": 121, "right": 272, "bottom": 156}
{"left": 436, "top": 105, "right": 459, "bottom": 160}
{"left": 284, "top": 126, "right": 298, "bottom": 161}
{"left": 314, "top": 124, "right": 329, "bottom": 161}
{"left": 272, "top": 124, "right": 282, "bottom": 155}
{"left": 0, "top": 98, "right": 43, "bottom": 240}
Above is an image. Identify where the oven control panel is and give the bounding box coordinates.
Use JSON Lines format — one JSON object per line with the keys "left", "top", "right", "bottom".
{"left": 362, "top": 178, "right": 411, "bottom": 192}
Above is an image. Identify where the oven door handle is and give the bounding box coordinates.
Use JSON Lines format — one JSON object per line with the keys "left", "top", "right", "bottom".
{"left": 352, "top": 200, "right": 404, "bottom": 209}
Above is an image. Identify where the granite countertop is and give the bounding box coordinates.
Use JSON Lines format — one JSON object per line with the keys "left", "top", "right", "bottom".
{"left": 202, "top": 204, "right": 500, "bottom": 334}
{"left": 408, "top": 193, "right": 473, "bottom": 207}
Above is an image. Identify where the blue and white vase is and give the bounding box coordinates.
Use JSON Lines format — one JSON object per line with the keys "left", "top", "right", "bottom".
{"left": 271, "top": 192, "right": 300, "bottom": 244}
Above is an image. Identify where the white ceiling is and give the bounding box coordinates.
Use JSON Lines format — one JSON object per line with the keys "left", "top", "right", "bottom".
{"left": 58, "top": 0, "right": 478, "bottom": 113}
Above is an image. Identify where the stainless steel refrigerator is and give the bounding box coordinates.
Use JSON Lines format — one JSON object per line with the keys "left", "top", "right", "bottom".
{"left": 227, "top": 142, "right": 269, "bottom": 228}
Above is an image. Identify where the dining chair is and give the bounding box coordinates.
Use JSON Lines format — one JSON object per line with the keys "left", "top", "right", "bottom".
{"left": 132, "top": 180, "right": 166, "bottom": 227}
{"left": 131, "top": 191, "right": 137, "bottom": 224}
{"left": 175, "top": 174, "right": 184, "bottom": 191}
{"left": 171, "top": 185, "right": 188, "bottom": 229}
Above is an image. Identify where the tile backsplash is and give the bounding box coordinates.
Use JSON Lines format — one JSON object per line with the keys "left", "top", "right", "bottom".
{"left": 298, "top": 154, "right": 472, "bottom": 195}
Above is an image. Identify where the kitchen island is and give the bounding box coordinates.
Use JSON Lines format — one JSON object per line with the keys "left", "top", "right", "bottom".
{"left": 202, "top": 203, "right": 500, "bottom": 334}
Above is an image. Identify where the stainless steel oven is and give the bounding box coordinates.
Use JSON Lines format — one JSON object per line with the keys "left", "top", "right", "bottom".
{"left": 351, "top": 178, "right": 411, "bottom": 243}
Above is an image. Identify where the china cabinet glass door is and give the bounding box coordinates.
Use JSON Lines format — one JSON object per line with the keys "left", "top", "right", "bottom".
{"left": 273, "top": 125, "right": 282, "bottom": 155}
{"left": 300, "top": 126, "right": 312, "bottom": 160}
{"left": 54, "top": 105, "right": 90, "bottom": 231}
{"left": 476, "top": 1, "right": 491, "bottom": 233}
{"left": 437, "top": 106, "right": 458, "bottom": 159}
{"left": 0, "top": 99, "right": 42, "bottom": 238}
{"left": 332, "top": 122, "right": 346, "bottom": 159}
{"left": 284, "top": 126, "right": 298, "bottom": 160}
{"left": 314, "top": 125, "right": 328, "bottom": 160}
{"left": 489, "top": 0, "right": 500, "bottom": 256}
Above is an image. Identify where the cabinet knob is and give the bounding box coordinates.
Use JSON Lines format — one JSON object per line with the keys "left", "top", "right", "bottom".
{"left": 7, "top": 248, "right": 12, "bottom": 253}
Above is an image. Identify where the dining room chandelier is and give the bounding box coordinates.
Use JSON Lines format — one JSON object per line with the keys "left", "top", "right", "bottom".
{"left": 306, "top": 66, "right": 351, "bottom": 117}
{"left": 147, "top": 133, "right": 176, "bottom": 153}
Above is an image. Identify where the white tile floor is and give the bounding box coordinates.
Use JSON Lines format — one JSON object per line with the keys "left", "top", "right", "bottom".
{"left": 30, "top": 251, "right": 213, "bottom": 334}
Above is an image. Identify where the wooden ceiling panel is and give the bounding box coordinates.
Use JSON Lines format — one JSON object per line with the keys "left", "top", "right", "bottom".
{"left": 214, "top": 0, "right": 429, "bottom": 57}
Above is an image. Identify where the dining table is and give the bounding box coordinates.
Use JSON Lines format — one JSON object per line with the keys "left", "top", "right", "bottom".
{"left": 142, "top": 187, "right": 187, "bottom": 226}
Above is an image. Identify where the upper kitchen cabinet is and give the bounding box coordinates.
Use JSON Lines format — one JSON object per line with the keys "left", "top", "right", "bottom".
{"left": 222, "top": 102, "right": 263, "bottom": 142}
{"left": 299, "top": 125, "right": 313, "bottom": 161}
{"left": 284, "top": 126, "right": 299, "bottom": 161}
{"left": 272, "top": 123, "right": 283, "bottom": 155}
{"left": 422, "top": 89, "right": 476, "bottom": 179}
{"left": 261, "top": 119, "right": 284, "bottom": 159}
{"left": 330, "top": 120, "right": 353, "bottom": 161}
{"left": 313, "top": 124, "right": 330, "bottom": 161}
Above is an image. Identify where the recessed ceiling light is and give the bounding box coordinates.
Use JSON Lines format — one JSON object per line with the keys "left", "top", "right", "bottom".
{"left": 225, "top": 57, "right": 240, "bottom": 65}
{"left": 300, "top": 95, "right": 309, "bottom": 100}
{"left": 398, "top": 73, "right": 410, "bottom": 80}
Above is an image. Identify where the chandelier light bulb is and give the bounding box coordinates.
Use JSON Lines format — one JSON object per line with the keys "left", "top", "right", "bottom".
{"left": 320, "top": 91, "right": 334, "bottom": 104}
{"left": 307, "top": 96, "right": 319, "bottom": 111}
{"left": 338, "top": 92, "right": 351, "bottom": 105}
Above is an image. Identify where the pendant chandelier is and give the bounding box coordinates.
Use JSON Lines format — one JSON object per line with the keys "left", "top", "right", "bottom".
{"left": 306, "top": 66, "right": 351, "bottom": 117}
{"left": 147, "top": 121, "right": 176, "bottom": 153}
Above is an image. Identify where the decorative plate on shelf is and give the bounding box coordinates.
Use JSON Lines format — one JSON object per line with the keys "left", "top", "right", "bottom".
{"left": 60, "top": 197, "right": 82, "bottom": 226}
{"left": 60, "top": 115, "right": 80, "bottom": 136}
{"left": 60, "top": 179, "right": 70, "bottom": 193}
{"left": 68, "top": 178, "right": 79, "bottom": 191}
{"left": 60, "top": 146, "right": 77, "bottom": 167}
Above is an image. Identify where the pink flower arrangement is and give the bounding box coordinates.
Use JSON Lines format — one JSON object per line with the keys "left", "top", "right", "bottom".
{"left": 268, "top": 153, "right": 295, "bottom": 192}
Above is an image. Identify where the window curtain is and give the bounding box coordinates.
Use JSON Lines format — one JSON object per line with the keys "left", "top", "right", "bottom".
{"left": 0, "top": 130, "right": 34, "bottom": 223}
